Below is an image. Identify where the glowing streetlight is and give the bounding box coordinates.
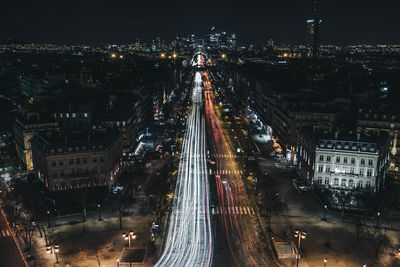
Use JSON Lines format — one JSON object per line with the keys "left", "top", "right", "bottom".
{"left": 122, "top": 231, "right": 137, "bottom": 247}
{"left": 324, "top": 257, "right": 327, "bottom": 267}
{"left": 376, "top": 212, "right": 381, "bottom": 228}
{"left": 172, "top": 53, "right": 177, "bottom": 59}
{"left": 294, "top": 230, "right": 307, "bottom": 267}
{"left": 221, "top": 53, "right": 226, "bottom": 59}
{"left": 160, "top": 53, "right": 166, "bottom": 58}
{"left": 46, "top": 243, "right": 60, "bottom": 266}
{"left": 97, "top": 204, "right": 102, "bottom": 221}
{"left": 322, "top": 205, "right": 327, "bottom": 221}
{"left": 119, "top": 55, "right": 124, "bottom": 59}
{"left": 111, "top": 53, "right": 116, "bottom": 58}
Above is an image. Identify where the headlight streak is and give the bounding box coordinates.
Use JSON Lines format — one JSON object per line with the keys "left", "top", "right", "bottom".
{"left": 155, "top": 71, "right": 213, "bottom": 267}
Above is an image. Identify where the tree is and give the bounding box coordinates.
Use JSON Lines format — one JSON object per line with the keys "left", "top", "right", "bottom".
{"left": 366, "top": 228, "right": 392, "bottom": 258}
{"left": 69, "top": 187, "right": 94, "bottom": 233}
{"left": 353, "top": 217, "right": 363, "bottom": 240}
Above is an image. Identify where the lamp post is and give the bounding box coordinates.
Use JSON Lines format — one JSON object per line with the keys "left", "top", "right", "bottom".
{"left": 97, "top": 204, "right": 102, "bottom": 221}
{"left": 46, "top": 243, "right": 60, "bottom": 267}
{"left": 323, "top": 205, "right": 327, "bottom": 221}
{"left": 294, "top": 230, "right": 307, "bottom": 267}
{"left": 122, "top": 231, "right": 136, "bottom": 247}
{"left": 116, "top": 258, "right": 120, "bottom": 267}
{"left": 376, "top": 212, "right": 381, "bottom": 228}
{"left": 47, "top": 210, "right": 51, "bottom": 228}
{"left": 324, "top": 257, "right": 327, "bottom": 267}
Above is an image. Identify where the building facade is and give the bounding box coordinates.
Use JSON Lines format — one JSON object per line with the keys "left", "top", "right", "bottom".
{"left": 13, "top": 112, "right": 59, "bottom": 171}
{"left": 297, "top": 128, "right": 391, "bottom": 194}
{"left": 31, "top": 130, "right": 122, "bottom": 191}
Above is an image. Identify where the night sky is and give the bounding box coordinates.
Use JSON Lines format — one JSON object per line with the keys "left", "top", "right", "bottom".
{"left": 1, "top": 0, "right": 399, "bottom": 45}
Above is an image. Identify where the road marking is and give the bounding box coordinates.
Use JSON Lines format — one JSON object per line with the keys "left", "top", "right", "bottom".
{"left": 251, "top": 207, "right": 256, "bottom": 215}
{"left": 247, "top": 207, "right": 252, "bottom": 215}
{"left": 243, "top": 207, "right": 247, "bottom": 215}
{"left": 235, "top": 207, "right": 239, "bottom": 214}
{"left": 240, "top": 207, "right": 243, "bottom": 214}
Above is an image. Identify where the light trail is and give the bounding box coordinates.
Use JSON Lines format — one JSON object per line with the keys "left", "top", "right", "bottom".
{"left": 203, "top": 71, "right": 268, "bottom": 266}
{"left": 155, "top": 69, "right": 213, "bottom": 267}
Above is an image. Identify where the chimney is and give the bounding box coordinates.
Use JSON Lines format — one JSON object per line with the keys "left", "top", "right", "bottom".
{"left": 357, "top": 133, "right": 361, "bottom": 141}
{"left": 334, "top": 131, "right": 339, "bottom": 139}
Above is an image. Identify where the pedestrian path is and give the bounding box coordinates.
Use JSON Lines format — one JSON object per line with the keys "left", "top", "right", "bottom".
{"left": 0, "top": 229, "right": 11, "bottom": 238}
{"left": 211, "top": 169, "right": 243, "bottom": 175}
{"left": 211, "top": 206, "right": 256, "bottom": 216}
{"left": 211, "top": 153, "right": 237, "bottom": 159}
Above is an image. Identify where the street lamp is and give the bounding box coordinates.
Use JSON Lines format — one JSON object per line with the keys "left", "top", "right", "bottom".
{"left": 324, "top": 257, "right": 327, "bottom": 267}
{"left": 47, "top": 210, "right": 51, "bottom": 228}
{"left": 294, "top": 230, "right": 307, "bottom": 267}
{"left": 97, "top": 204, "right": 102, "bottom": 221}
{"left": 46, "top": 243, "right": 60, "bottom": 266}
{"left": 122, "top": 231, "right": 136, "bottom": 247}
{"left": 322, "top": 205, "right": 327, "bottom": 221}
{"left": 221, "top": 53, "right": 226, "bottom": 59}
{"left": 116, "top": 258, "right": 120, "bottom": 267}
{"left": 376, "top": 212, "right": 381, "bottom": 228}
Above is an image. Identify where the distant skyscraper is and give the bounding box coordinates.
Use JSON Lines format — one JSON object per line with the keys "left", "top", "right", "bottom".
{"left": 307, "top": 0, "right": 321, "bottom": 57}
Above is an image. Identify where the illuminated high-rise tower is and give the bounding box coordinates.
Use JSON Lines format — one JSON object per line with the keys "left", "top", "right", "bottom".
{"left": 307, "top": 0, "right": 321, "bottom": 57}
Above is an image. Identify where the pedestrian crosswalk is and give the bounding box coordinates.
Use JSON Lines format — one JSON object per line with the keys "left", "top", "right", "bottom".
{"left": 211, "top": 169, "right": 243, "bottom": 175}
{"left": 211, "top": 206, "right": 256, "bottom": 216}
{"left": 211, "top": 153, "right": 237, "bottom": 159}
{"left": 0, "top": 229, "right": 11, "bottom": 238}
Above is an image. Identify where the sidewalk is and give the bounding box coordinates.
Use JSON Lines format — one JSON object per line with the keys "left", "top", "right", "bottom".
{"left": 31, "top": 216, "right": 155, "bottom": 267}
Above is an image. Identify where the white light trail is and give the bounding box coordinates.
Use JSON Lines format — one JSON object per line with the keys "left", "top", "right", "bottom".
{"left": 155, "top": 71, "right": 213, "bottom": 267}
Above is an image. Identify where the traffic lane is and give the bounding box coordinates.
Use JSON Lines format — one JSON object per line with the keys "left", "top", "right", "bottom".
{"left": 0, "top": 209, "right": 26, "bottom": 267}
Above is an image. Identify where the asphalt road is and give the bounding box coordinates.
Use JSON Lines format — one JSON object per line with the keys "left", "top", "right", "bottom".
{"left": 204, "top": 71, "right": 273, "bottom": 267}
{"left": 155, "top": 68, "right": 213, "bottom": 267}
{"left": 0, "top": 208, "right": 26, "bottom": 267}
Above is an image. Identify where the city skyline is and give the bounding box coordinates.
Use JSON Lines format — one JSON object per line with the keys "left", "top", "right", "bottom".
{"left": 1, "top": 0, "right": 400, "bottom": 45}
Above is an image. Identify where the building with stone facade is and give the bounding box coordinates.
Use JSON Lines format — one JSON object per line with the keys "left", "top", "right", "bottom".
{"left": 31, "top": 130, "right": 122, "bottom": 191}
{"left": 297, "top": 127, "right": 391, "bottom": 194}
